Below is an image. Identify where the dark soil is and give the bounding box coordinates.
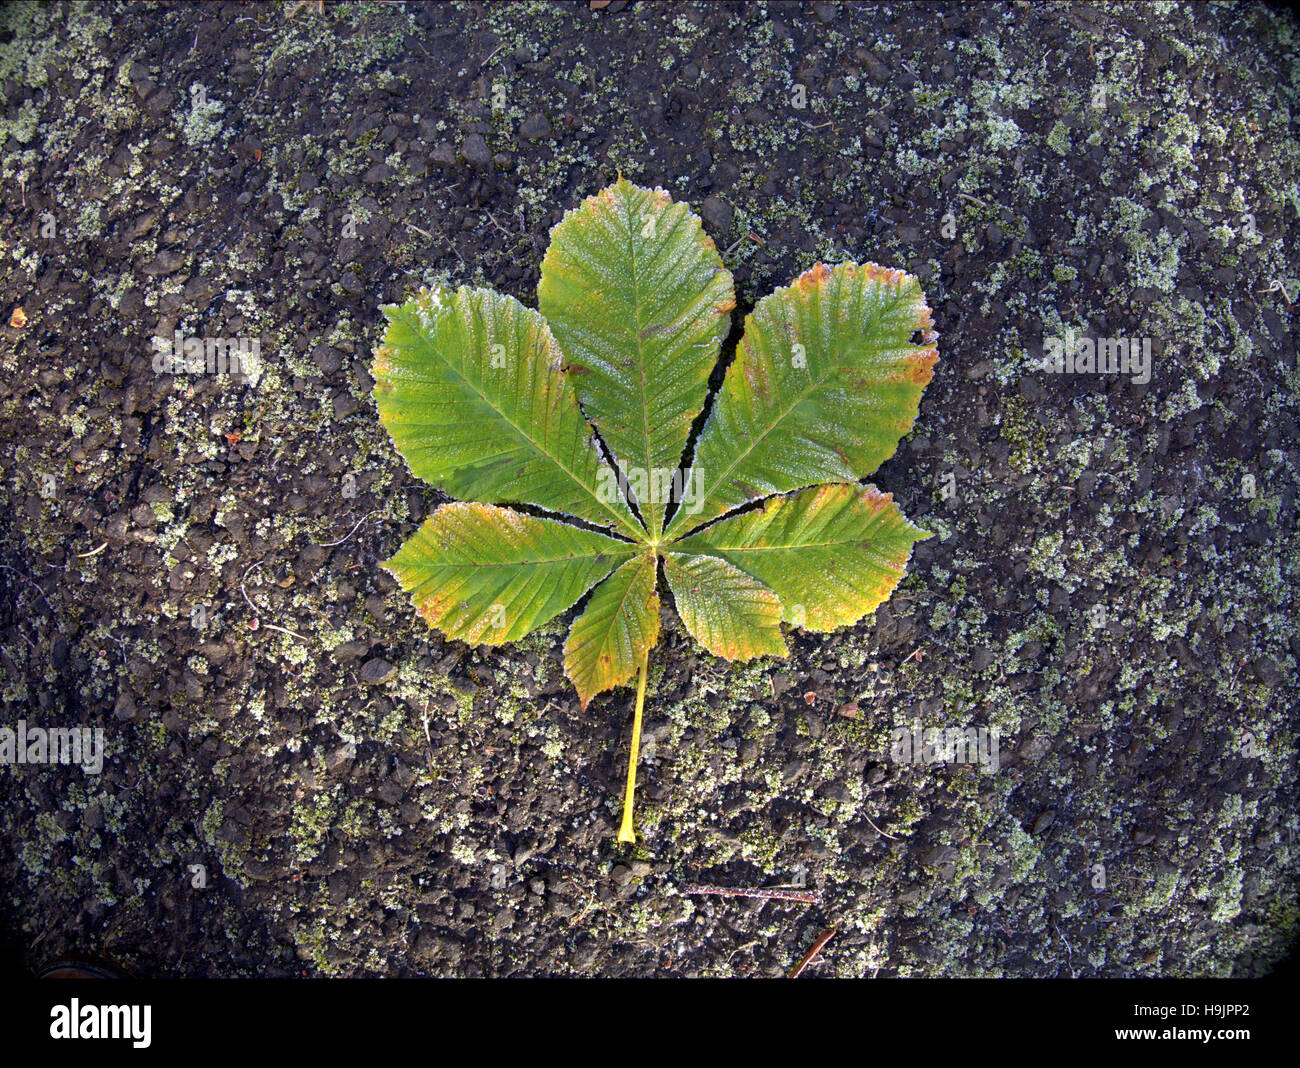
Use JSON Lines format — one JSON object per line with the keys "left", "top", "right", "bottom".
{"left": 0, "top": 1, "right": 1297, "bottom": 977}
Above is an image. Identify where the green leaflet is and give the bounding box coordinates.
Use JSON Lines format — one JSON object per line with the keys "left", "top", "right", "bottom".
{"left": 564, "top": 552, "right": 660, "bottom": 709}
{"left": 539, "top": 177, "right": 735, "bottom": 539}
{"left": 382, "top": 502, "right": 634, "bottom": 645}
{"left": 673, "top": 483, "right": 931, "bottom": 631}
{"left": 664, "top": 261, "right": 938, "bottom": 538}
{"left": 373, "top": 285, "right": 641, "bottom": 539}
{"left": 662, "top": 552, "right": 786, "bottom": 660}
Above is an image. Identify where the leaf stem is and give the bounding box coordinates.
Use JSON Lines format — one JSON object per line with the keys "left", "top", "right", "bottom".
{"left": 617, "top": 649, "right": 649, "bottom": 843}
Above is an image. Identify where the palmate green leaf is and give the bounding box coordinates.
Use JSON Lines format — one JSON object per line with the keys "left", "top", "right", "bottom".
{"left": 664, "top": 261, "right": 939, "bottom": 539}
{"left": 372, "top": 285, "right": 641, "bottom": 539}
{"left": 382, "top": 502, "right": 634, "bottom": 645}
{"left": 672, "top": 483, "right": 931, "bottom": 631}
{"left": 374, "top": 182, "right": 940, "bottom": 842}
{"left": 538, "top": 177, "right": 735, "bottom": 539}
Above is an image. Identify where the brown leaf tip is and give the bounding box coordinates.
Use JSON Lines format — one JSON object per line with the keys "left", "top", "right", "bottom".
{"left": 795, "top": 262, "right": 833, "bottom": 291}
{"left": 858, "top": 485, "right": 894, "bottom": 511}
{"left": 914, "top": 303, "right": 937, "bottom": 335}
{"left": 899, "top": 349, "right": 940, "bottom": 383}
{"left": 851, "top": 261, "right": 913, "bottom": 288}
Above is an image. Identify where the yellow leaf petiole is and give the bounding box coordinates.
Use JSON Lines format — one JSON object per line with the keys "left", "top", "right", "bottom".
{"left": 617, "top": 649, "right": 649, "bottom": 843}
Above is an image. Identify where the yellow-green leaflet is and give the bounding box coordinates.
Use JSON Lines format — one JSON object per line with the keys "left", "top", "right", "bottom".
{"left": 564, "top": 552, "right": 659, "bottom": 709}
{"left": 672, "top": 483, "right": 931, "bottom": 631}
{"left": 373, "top": 285, "right": 642, "bottom": 539}
{"left": 382, "top": 503, "right": 634, "bottom": 645}
{"left": 664, "top": 261, "right": 938, "bottom": 538}
{"left": 539, "top": 177, "right": 735, "bottom": 540}
{"left": 663, "top": 552, "right": 786, "bottom": 660}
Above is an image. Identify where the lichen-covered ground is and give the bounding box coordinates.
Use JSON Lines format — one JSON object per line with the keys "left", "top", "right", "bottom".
{"left": 1, "top": 1, "right": 1297, "bottom": 977}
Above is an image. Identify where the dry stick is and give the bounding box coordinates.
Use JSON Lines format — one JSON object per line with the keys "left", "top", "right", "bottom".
{"left": 679, "top": 885, "right": 820, "bottom": 904}
{"left": 1258, "top": 278, "right": 1294, "bottom": 308}
{"left": 240, "top": 560, "right": 311, "bottom": 642}
{"left": 0, "top": 563, "right": 57, "bottom": 616}
{"left": 863, "top": 812, "right": 899, "bottom": 841}
{"left": 485, "top": 212, "right": 516, "bottom": 239}
{"left": 788, "top": 925, "right": 838, "bottom": 978}
{"left": 320, "top": 510, "right": 378, "bottom": 548}
{"left": 421, "top": 699, "right": 436, "bottom": 774}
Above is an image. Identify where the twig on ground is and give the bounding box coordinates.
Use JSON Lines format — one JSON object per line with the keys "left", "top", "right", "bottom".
{"left": 421, "top": 700, "right": 436, "bottom": 773}
{"left": 788, "top": 925, "right": 837, "bottom": 978}
{"left": 240, "top": 559, "right": 312, "bottom": 642}
{"left": 0, "top": 563, "right": 58, "bottom": 615}
{"left": 863, "top": 812, "right": 899, "bottom": 840}
{"left": 320, "top": 510, "right": 378, "bottom": 548}
{"left": 1257, "top": 278, "right": 1294, "bottom": 307}
{"left": 485, "top": 212, "right": 516, "bottom": 239}
{"left": 679, "top": 884, "right": 820, "bottom": 904}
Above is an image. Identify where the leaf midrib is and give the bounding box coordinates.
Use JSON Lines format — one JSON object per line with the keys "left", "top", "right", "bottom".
{"left": 623, "top": 185, "right": 657, "bottom": 538}
{"left": 687, "top": 535, "right": 879, "bottom": 552}
{"left": 408, "top": 547, "right": 636, "bottom": 571}
{"left": 596, "top": 553, "right": 654, "bottom": 651}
